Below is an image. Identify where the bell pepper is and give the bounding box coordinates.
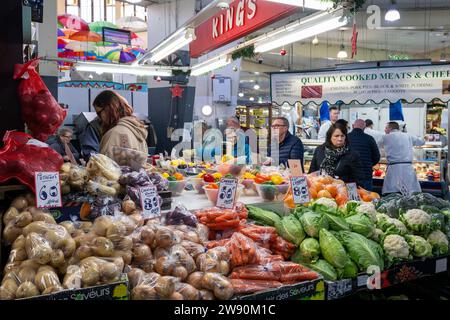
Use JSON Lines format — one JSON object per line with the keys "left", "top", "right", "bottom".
{"left": 173, "top": 172, "right": 184, "bottom": 181}
{"left": 270, "top": 175, "right": 284, "bottom": 185}
{"left": 203, "top": 174, "right": 215, "bottom": 183}
{"left": 205, "top": 183, "right": 219, "bottom": 189}
{"left": 197, "top": 171, "right": 206, "bottom": 178}
{"left": 212, "top": 172, "right": 222, "bottom": 180}
{"left": 255, "top": 173, "right": 270, "bottom": 184}
{"left": 162, "top": 172, "right": 170, "bottom": 178}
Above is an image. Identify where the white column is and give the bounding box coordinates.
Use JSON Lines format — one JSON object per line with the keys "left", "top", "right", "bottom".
{"left": 37, "top": 0, "right": 58, "bottom": 77}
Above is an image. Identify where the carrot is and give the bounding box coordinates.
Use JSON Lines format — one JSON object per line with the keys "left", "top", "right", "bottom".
{"left": 280, "top": 271, "right": 318, "bottom": 282}
{"left": 215, "top": 212, "right": 237, "bottom": 222}
{"left": 207, "top": 220, "right": 241, "bottom": 230}
{"left": 231, "top": 279, "right": 283, "bottom": 294}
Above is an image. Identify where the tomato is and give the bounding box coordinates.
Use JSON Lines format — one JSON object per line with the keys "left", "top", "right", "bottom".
{"left": 205, "top": 183, "right": 219, "bottom": 189}
{"left": 203, "top": 174, "right": 215, "bottom": 183}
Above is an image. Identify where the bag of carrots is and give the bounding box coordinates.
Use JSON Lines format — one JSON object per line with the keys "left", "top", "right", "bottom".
{"left": 270, "top": 236, "right": 297, "bottom": 259}
{"left": 195, "top": 204, "right": 248, "bottom": 231}
{"left": 239, "top": 225, "right": 277, "bottom": 249}
{"left": 230, "top": 279, "right": 283, "bottom": 295}
{"left": 225, "top": 232, "right": 263, "bottom": 267}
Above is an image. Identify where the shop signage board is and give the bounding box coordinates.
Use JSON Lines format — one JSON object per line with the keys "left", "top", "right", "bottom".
{"left": 217, "top": 178, "right": 238, "bottom": 209}
{"left": 271, "top": 64, "right": 450, "bottom": 105}
{"left": 190, "top": 0, "right": 298, "bottom": 58}
{"left": 34, "top": 172, "right": 62, "bottom": 208}
{"left": 139, "top": 185, "right": 161, "bottom": 219}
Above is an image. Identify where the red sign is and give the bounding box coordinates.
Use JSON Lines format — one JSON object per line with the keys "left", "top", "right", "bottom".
{"left": 189, "top": 0, "right": 298, "bottom": 58}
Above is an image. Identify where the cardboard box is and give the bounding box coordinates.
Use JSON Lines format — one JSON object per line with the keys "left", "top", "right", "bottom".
{"left": 21, "top": 274, "right": 129, "bottom": 300}
{"left": 234, "top": 278, "right": 325, "bottom": 301}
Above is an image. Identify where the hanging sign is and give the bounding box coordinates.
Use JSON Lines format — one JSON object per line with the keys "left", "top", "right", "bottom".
{"left": 139, "top": 185, "right": 161, "bottom": 219}
{"left": 190, "top": 0, "right": 297, "bottom": 58}
{"left": 35, "top": 172, "right": 62, "bottom": 208}
{"left": 217, "top": 178, "right": 238, "bottom": 209}
{"left": 271, "top": 64, "right": 450, "bottom": 106}
{"left": 291, "top": 175, "right": 310, "bottom": 204}
{"left": 346, "top": 183, "right": 360, "bottom": 201}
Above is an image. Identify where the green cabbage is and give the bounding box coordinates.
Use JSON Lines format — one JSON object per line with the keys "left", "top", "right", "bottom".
{"left": 275, "top": 215, "right": 305, "bottom": 246}
{"left": 342, "top": 260, "right": 359, "bottom": 278}
{"left": 339, "top": 231, "right": 385, "bottom": 272}
{"left": 291, "top": 238, "right": 320, "bottom": 264}
{"left": 346, "top": 214, "right": 375, "bottom": 238}
{"left": 324, "top": 213, "right": 350, "bottom": 231}
{"left": 304, "top": 259, "right": 337, "bottom": 281}
{"left": 299, "top": 211, "right": 329, "bottom": 238}
{"left": 319, "top": 229, "right": 350, "bottom": 269}
{"left": 405, "top": 235, "right": 432, "bottom": 258}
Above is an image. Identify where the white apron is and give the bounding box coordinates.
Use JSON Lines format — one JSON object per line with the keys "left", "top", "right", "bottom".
{"left": 382, "top": 163, "right": 421, "bottom": 194}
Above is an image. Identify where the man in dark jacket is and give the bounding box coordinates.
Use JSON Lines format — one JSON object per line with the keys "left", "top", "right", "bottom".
{"left": 347, "top": 119, "right": 380, "bottom": 191}
{"left": 79, "top": 117, "right": 102, "bottom": 162}
{"left": 267, "top": 117, "right": 304, "bottom": 171}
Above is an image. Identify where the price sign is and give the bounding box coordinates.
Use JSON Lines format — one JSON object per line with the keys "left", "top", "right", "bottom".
{"left": 139, "top": 186, "right": 161, "bottom": 219}
{"left": 288, "top": 159, "right": 303, "bottom": 176}
{"left": 290, "top": 175, "right": 310, "bottom": 204}
{"left": 34, "top": 172, "right": 62, "bottom": 208}
{"left": 217, "top": 178, "right": 238, "bottom": 209}
{"left": 346, "top": 183, "right": 360, "bottom": 201}
{"left": 326, "top": 279, "right": 353, "bottom": 300}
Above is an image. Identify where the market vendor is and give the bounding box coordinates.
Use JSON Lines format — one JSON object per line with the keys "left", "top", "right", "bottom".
{"left": 49, "top": 128, "right": 82, "bottom": 165}
{"left": 381, "top": 121, "right": 425, "bottom": 195}
{"left": 318, "top": 106, "right": 339, "bottom": 140}
{"left": 266, "top": 117, "right": 304, "bottom": 170}
{"left": 93, "top": 90, "right": 148, "bottom": 158}
{"left": 309, "top": 123, "right": 364, "bottom": 184}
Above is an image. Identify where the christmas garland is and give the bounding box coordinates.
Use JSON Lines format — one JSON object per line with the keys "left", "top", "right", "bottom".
{"left": 328, "top": 0, "right": 366, "bottom": 13}
{"left": 232, "top": 45, "right": 256, "bottom": 61}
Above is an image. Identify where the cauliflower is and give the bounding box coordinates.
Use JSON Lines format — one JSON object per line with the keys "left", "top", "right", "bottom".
{"left": 400, "top": 209, "right": 431, "bottom": 234}
{"left": 376, "top": 213, "right": 391, "bottom": 224}
{"left": 314, "top": 198, "right": 338, "bottom": 209}
{"left": 377, "top": 214, "right": 408, "bottom": 236}
{"left": 383, "top": 234, "right": 410, "bottom": 260}
{"left": 427, "top": 230, "right": 449, "bottom": 256}
{"left": 356, "top": 202, "right": 378, "bottom": 223}
{"left": 371, "top": 228, "right": 385, "bottom": 243}
{"left": 405, "top": 235, "right": 432, "bottom": 258}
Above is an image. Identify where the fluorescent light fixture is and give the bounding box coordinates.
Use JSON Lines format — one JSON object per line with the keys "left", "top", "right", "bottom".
{"left": 385, "top": 1, "right": 400, "bottom": 22}
{"left": 337, "top": 44, "right": 348, "bottom": 59}
{"left": 238, "top": 92, "right": 244, "bottom": 97}
{"left": 249, "top": 97, "right": 255, "bottom": 101}
{"left": 191, "top": 55, "right": 231, "bottom": 76}
{"left": 254, "top": 10, "right": 348, "bottom": 53}
{"left": 150, "top": 28, "right": 196, "bottom": 63}
{"left": 253, "top": 84, "right": 260, "bottom": 90}
{"left": 76, "top": 62, "right": 172, "bottom": 76}
{"left": 265, "top": 0, "right": 334, "bottom": 10}
{"left": 126, "top": 0, "right": 142, "bottom": 3}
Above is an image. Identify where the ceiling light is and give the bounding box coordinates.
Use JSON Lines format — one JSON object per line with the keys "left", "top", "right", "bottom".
{"left": 265, "top": 0, "right": 334, "bottom": 10}
{"left": 254, "top": 10, "right": 348, "bottom": 53}
{"left": 149, "top": 28, "right": 196, "bottom": 63}
{"left": 312, "top": 36, "right": 319, "bottom": 45}
{"left": 385, "top": 1, "right": 400, "bottom": 22}
{"left": 76, "top": 62, "right": 172, "bottom": 76}
{"left": 191, "top": 55, "right": 231, "bottom": 76}
{"left": 201, "top": 105, "right": 213, "bottom": 116}
{"left": 238, "top": 92, "right": 244, "bottom": 97}
{"left": 126, "top": 0, "right": 142, "bottom": 3}
{"left": 249, "top": 97, "right": 255, "bottom": 102}
{"left": 253, "top": 84, "right": 260, "bottom": 90}
{"left": 337, "top": 44, "right": 348, "bottom": 59}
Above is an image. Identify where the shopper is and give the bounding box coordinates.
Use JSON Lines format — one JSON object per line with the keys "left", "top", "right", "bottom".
{"left": 347, "top": 119, "right": 380, "bottom": 190}
{"left": 364, "top": 119, "right": 384, "bottom": 147}
{"left": 309, "top": 123, "right": 364, "bottom": 185}
{"left": 225, "top": 127, "right": 252, "bottom": 164}
{"left": 267, "top": 117, "right": 304, "bottom": 170}
{"left": 93, "top": 90, "right": 148, "bottom": 158}
{"left": 318, "top": 106, "right": 339, "bottom": 140}
{"left": 226, "top": 116, "right": 241, "bottom": 130}
{"left": 79, "top": 116, "right": 102, "bottom": 162}
{"left": 49, "top": 128, "right": 82, "bottom": 164}
{"left": 381, "top": 121, "right": 425, "bottom": 195}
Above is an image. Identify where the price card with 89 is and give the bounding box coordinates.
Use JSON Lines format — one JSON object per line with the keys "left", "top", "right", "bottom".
{"left": 290, "top": 175, "right": 310, "bottom": 204}
{"left": 346, "top": 183, "right": 361, "bottom": 201}
{"left": 217, "top": 178, "right": 238, "bottom": 209}
{"left": 139, "top": 185, "right": 161, "bottom": 219}
{"left": 35, "top": 172, "right": 62, "bottom": 208}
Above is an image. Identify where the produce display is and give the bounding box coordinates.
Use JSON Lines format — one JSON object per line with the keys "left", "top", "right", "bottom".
{"left": 373, "top": 163, "right": 441, "bottom": 182}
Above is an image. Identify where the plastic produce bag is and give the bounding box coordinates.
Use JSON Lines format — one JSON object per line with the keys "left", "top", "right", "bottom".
{"left": 0, "top": 131, "right": 63, "bottom": 192}
{"left": 112, "top": 146, "right": 148, "bottom": 170}
{"left": 13, "top": 59, "right": 67, "bottom": 141}
{"left": 165, "top": 205, "right": 198, "bottom": 227}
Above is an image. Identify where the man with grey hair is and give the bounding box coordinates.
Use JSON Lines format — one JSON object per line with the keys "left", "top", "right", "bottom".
{"left": 347, "top": 119, "right": 380, "bottom": 191}
{"left": 49, "top": 128, "right": 82, "bottom": 164}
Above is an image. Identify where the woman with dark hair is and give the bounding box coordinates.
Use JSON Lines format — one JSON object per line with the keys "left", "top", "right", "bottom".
{"left": 93, "top": 90, "right": 148, "bottom": 158}
{"left": 308, "top": 123, "right": 364, "bottom": 184}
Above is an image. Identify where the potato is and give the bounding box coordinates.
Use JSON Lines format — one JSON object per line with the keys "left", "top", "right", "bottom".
{"left": 18, "top": 267, "right": 36, "bottom": 284}
{"left": 75, "top": 245, "right": 93, "bottom": 260}
{"left": 59, "top": 221, "right": 76, "bottom": 235}
{"left": 92, "top": 216, "right": 114, "bottom": 237}
{"left": 12, "top": 235, "right": 26, "bottom": 250}
{"left": 117, "top": 236, "right": 133, "bottom": 251}
{"left": 127, "top": 268, "right": 147, "bottom": 288}
{"left": 20, "top": 260, "right": 40, "bottom": 271}
{"left": 110, "top": 256, "right": 125, "bottom": 272}
{"left": 153, "top": 247, "right": 169, "bottom": 260}
{"left": 3, "top": 224, "right": 23, "bottom": 244}
{"left": 80, "top": 259, "right": 100, "bottom": 287}
{"left": 196, "top": 224, "right": 209, "bottom": 244}
{"left": 132, "top": 244, "right": 152, "bottom": 264}
{"left": 177, "top": 283, "right": 200, "bottom": 300}
{"left": 155, "top": 227, "right": 177, "bottom": 248}
{"left": 79, "top": 222, "right": 93, "bottom": 233}
{"left": 183, "top": 231, "right": 200, "bottom": 244}
{"left": 11, "top": 196, "right": 28, "bottom": 210}
{"left": 140, "top": 227, "right": 155, "bottom": 247}
{"left": 180, "top": 241, "right": 205, "bottom": 259}
{"left": 172, "top": 266, "right": 188, "bottom": 281}
{"left": 213, "top": 284, "right": 234, "bottom": 300}
{"left": 106, "top": 221, "right": 127, "bottom": 242}
{"left": 44, "top": 228, "right": 69, "bottom": 248}
{"left": 74, "top": 233, "right": 96, "bottom": 247}
{"left": 99, "top": 261, "right": 120, "bottom": 282}
{"left": 131, "top": 285, "right": 159, "bottom": 300}
{"left": 14, "top": 211, "right": 33, "bottom": 228}
{"left": 3, "top": 262, "right": 21, "bottom": 276}
{"left": 50, "top": 249, "right": 65, "bottom": 268}
{"left": 218, "top": 261, "right": 230, "bottom": 276}
{"left": 42, "top": 285, "right": 64, "bottom": 295}
{"left": 199, "top": 290, "right": 215, "bottom": 300}
{"left": 35, "top": 269, "right": 61, "bottom": 292}
{"left": 15, "top": 281, "right": 39, "bottom": 299}
{"left": 113, "top": 250, "right": 132, "bottom": 266}
{"left": 170, "top": 292, "right": 184, "bottom": 300}
{"left": 91, "top": 237, "right": 114, "bottom": 257}
{"left": 25, "top": 233, "right": 52, "bottom": 265}
{"left": 154, "top": 276, "right": 176, "bottom": 298}
{"left": 72, "top": 229, "right": 84, "bottom": 239}
{"left": 31, "top": 211, "right": 56, "bottom": 224}
{"left": 201, "top": 272, "right": 229, "bottom": 291}
{"left": 129, "top": 213, "right": 144, "bottom": 228}
{"left": 63, "top": 265, "right": 82, "bottom": 289}
{"left": 122, "top": 200, "right": 136, "bottom": 215}
{"left": 1, "top": 277, "right": 19, "bottom": 291}
{"left": 119, "top": 216, "right": 137, "bottom": 235}
{"left": 8, "top": 247, "right": 27, "bottom": 263}
{"left": 209, "top": 247, "right": 230, "bottom": 261}
{"left": 187, "top": 272, "right": 205, "bottom": 290}
{"left": 0, "top": 282, "right": 17, "bottom": 300}
{"left": 61, "top": 238, "right": 76, "bottom": 258}
{"left": 3, "top": 207, "right": 20, "bottom": 225}
{"left": 139, "top": 260, "right": 156, "bottom": 273}
{"left": 23, "top": 221, "right": 50, "bottom": 236}
{"left": 25, "top": 193, "right": 36, "bottom": 207}
{"left": 154, "top": 256, "right": 175, "bottom": 276}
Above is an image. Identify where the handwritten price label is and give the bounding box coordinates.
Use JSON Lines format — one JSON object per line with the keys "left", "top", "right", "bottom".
{"left": 290, "top": 175, "right": 310, "bottom": 204}
{"left": 35, "top": 172, "right": 62, "bottom": 208}
{"left": 139, "top": 186, "right": 161, "bottom": 219}
{"left": 288, "top": 159, "right": 303, "bottom": 176}
{"left": 217, "top": 178, "right": 238, "bottom": 209}
{"left": 346, "top": 183, "right": 361, "bottom": 201}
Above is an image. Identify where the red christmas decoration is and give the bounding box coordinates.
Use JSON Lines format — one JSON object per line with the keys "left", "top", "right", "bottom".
{"left": 211, "top": 73, "right": 216, "bottom": 79}
{"left": 280, "top": 49, "right": 287, "bottom": 56}
{"left": 156, "top": 76, "right": 162, "bottom": 82}
{"left": 170, "top": 84, "right": 184, "bottom": 98}
{"left": 351, "top": 21, "right": 358, "bottom": 58}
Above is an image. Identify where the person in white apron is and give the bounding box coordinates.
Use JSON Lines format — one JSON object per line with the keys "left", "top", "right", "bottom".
{"left": 380, "top": 122, "right": 425, "bottom": 195}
